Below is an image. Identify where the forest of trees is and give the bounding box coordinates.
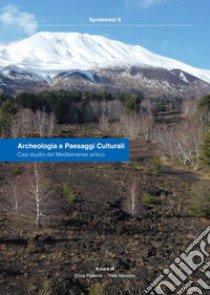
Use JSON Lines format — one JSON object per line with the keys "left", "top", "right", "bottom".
{"left": 0, "top": 90, "right": 143, "bottom": 125}
{"left": 0, "top": 90, "right": 210, "bottom": 228}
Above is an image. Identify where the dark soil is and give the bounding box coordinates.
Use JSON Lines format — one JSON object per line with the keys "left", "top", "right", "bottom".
{"left": 0, "top": 124, "right": 209, "bottom": 295}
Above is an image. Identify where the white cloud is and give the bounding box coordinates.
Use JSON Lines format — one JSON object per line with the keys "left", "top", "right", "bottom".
{"left": 0, "top": 5, "right": 38, "bottom": 35}
{"left": 125, "top": 0, "right": 167, "bottom": 9}
{"left": 141, "top": 0, "right": 166, "bottom": 8}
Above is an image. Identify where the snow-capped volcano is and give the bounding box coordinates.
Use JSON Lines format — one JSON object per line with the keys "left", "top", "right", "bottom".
{"left": 0, "top": 32, "right": 210, "bottom": 97}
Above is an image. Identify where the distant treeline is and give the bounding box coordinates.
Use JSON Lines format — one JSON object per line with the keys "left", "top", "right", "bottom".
{"left": 0, "top": 89, "right": 194, "bottom": 137}
{"left": 0, "top": 90, "right": 144, "bottom": 124}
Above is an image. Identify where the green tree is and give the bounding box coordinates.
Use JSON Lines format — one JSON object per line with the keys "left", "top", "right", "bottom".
{"left": 0, "top": 100, "right": 17, "bottom": 136}
{"left": 198, "top": 94, "right": 210, "bottom": 124}
{"left": 0, "top": 94, "right": 12, "bottom": 107}
{"left": 201, "top": 131, "right": 210, "bottom": 166}
{"left": 16, "top": 92, "right": 42, "bottom": 111}
{"left": 125, "top": 94, "right": 143, "bottom": 112}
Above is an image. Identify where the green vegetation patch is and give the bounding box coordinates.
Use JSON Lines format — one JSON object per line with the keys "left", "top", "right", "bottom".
{"left": 151, "top": 156, "right": 162, "bottom": 176}
{"left": 63, "top": 183, "right": 76, "bottom": 204}
{"left": 89, "top": 283, "right": 107, "bottom": 295}
{"left": 189, "top": 181, "right": 210, "bottom": 218}
{"left": 142, "top": 193, "right": 158, "bottom": 205}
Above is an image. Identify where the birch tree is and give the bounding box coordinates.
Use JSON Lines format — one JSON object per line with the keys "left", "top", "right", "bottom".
{"left": 114, "top": 112, "right": 141, "bottom": 140}
{"left": 156, "top": 117, "right": 204, "bottom": 170}
{"left": 181, "top": 99, "right": 197, "bottom": 117}
{"left": 34, "top": 110, "right": 48, "bottom": 138}
{"left": 99, "top": 114, "right": 110, "bottom": 133}
{"left": 11, "top": 108, "right": 33, "bottom": 138}
{"left": 11, "top": 109, "right": 57, "bottom": 138}
{"left": 123, "top": 177, "right": 142, "bottom": 217}
{"left": 1, "top": 164, "right": 61, "bottom": 229}
{"left": 23, "top": 163, "right": 59, "bottom": 228}
{"left": 140, "top": 110, "right": 154, "bottom": 143}
{"left": 47, "top": 112, "right": 57, "bottom": 137}
{"left": 1, "top": 175, "right": 26, "bottom": 218}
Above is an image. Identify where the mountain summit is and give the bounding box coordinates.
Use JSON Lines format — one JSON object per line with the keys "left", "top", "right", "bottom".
{"left": 0, "top": 32, "right": 210, "bottom": 97}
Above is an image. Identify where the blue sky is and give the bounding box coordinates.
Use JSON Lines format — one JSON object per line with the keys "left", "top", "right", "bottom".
{"left": 0, "top": 0, "right": 210, "bottom": 69}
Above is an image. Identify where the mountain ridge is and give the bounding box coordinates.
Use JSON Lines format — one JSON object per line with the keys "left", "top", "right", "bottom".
{"left": 0, "top": 32, "right": 210, "bottom": 98}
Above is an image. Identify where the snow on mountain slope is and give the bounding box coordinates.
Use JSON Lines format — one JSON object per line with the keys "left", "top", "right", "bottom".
{"left": 0, "top": 32, "right": 210, "bottom": 84}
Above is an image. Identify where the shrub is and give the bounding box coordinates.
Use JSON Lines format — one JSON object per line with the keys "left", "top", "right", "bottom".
{"left": 12, "top": 167, "right": 22, "bottom": 176}
{"left": 152, "top": 156, "right": 161, "bottom": 176}
{"left": 142, "top": 193, "right": 157, "bottom": 205}
{"left": 63, "top": 183, "right": 76, "bottom": 204}
{"left": 97, "top": 165, "right": 105, "bottom": 173}
{"left": 189, "top": 181, "right": 210, "bottom": 218}
{"left": 14, "top": 215, "right": 28, "bottom": 230}
{"left": 134, "top": 165, "right": 149, "bottom": 178}
{"left": 89, "top": 283, "right": 107, "bottom": 295}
